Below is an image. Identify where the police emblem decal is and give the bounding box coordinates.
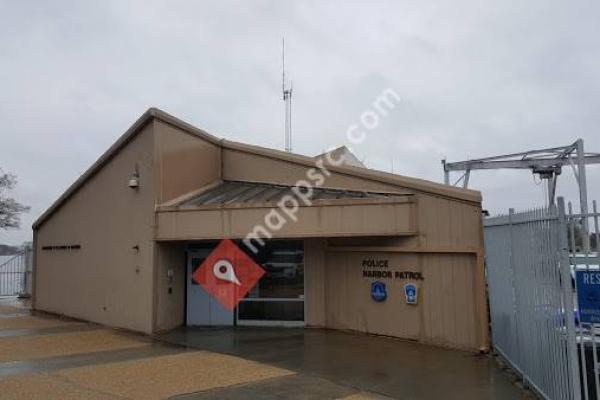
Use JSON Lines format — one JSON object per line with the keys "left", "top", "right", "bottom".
{"left": 370, "top": 281, "right": 387, "bottom": 302}
{"left": 404, "top": 283, "right": 418, "bottom": 305}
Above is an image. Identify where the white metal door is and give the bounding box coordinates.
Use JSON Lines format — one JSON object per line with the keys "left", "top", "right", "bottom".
{"left": 186, "top": 250, "right": 233, "bottom": 326}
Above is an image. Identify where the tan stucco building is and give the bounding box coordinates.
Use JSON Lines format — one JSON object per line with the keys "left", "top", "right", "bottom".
{"left": 32, "top": 108, "right": 488, "bottom": 352}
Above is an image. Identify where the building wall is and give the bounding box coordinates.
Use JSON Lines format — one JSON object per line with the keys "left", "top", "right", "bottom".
{"left": 34, "top": 122, "right": 157, "bottom": 333}
{"left": 322, "top": 249, "right": 480, "bottom": 351}
{"left": 33, "top": 117, "right": 223, "bottom": 334}
{"left": 415, "top": 193, "right": 488, "bottom": 350}
{"left": 323, "top": 251, "right": 421, "bottom": 340}
{"left": 222, "top": 148, "right": 410, "bottom": 193}
{"left": 151, "top": 141, "right": 486, "bottom": 349}
{"left": 154, "top": 241, "right": 186, "bottom": 331}
{"left": 154, "top": 120, "right": 221, "bottom": 203}
{"left": 151, "top": 120, "right": 222, "bottom": 331}
{"left": 416, "top": 194, "right": 483, "bottom": 249}
{"left": 304, "top": 238, "right": 326, "bottom": 327}
{"left": 156, "top": 200, "right": 416, "bottom": 241}
{"left": 304, "top": 194, "right": 487, "bottom": 352}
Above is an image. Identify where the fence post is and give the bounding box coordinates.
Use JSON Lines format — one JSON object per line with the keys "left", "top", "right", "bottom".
{"left": 558, "top": 197, "right": 583, "bottom": 400}
{"left": 508, "top": 208, "right": 525, "bottom": 385}
{"left": 576, "top": 139, "right": 591, "bottom": 253}
{"left": 23, "top": 246, "right": 32, "bottom": 297}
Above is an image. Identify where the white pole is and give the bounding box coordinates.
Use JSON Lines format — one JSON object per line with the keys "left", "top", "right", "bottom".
{"left": 576, "top": 139, "right": 590, "bottom": 252}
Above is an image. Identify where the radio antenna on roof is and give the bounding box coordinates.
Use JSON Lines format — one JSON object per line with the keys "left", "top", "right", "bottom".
{"left": 282, "top": 37, "right": 293, "bottom": 153}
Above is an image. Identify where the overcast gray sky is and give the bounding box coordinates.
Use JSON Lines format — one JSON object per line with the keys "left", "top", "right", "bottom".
{"left": 1, "top": 0, "right": 600, "bottom": 246}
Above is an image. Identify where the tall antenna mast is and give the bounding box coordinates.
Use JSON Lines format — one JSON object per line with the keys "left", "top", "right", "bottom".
{"left": 282, "top": 37, "right": 293, "bottom": 153}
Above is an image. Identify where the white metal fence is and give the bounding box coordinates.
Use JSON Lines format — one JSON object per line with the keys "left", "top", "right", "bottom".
{"left": 567, "top": 199, "right": 600, "bottom": 400}
{"left": 485, "top": 197, "right": 600, "bottom": 400}
{"left": 484, "top": 198, "right": 581, "bottom": 399}
{"left": 0, "top": 247, "right": 32, "bottom": 297}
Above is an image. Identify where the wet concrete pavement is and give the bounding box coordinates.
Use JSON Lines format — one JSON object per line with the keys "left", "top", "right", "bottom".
{"left": 0, "top": 322, "right": 97, "bottom": 338}
{"left": 156, "top": 327, "right": 530, "bottom": 399}
{"left": 0, "top": 342, "right": 187, "bottom": 378}
{"left": 0, "top": 297, "right": 531, "bottom": 399}
{"left": 172, "top": 374, "right": 362, "bottom": 400}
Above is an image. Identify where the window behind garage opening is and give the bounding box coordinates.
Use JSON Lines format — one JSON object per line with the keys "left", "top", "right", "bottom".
{"left": 237, "top": 240, "right": 304, "bottom": 325}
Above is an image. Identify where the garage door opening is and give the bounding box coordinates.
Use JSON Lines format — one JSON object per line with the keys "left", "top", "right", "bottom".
{"left": 186, "top": 240, "right": 305, "bottom": 327}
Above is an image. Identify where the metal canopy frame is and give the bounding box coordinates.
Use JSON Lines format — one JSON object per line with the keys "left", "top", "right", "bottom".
{"left": 443, "top": 138, "right": 600, "bottom": 252}
{"left": 442, "top": 139, "right": 600, "bottom": 203}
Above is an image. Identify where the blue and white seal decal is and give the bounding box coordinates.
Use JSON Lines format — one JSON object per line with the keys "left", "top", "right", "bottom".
{"left": 404, "top": 283, "right": 418, "bottom": 305}
{"left": 371, "top": 281, "right": 387, "bottom": 302}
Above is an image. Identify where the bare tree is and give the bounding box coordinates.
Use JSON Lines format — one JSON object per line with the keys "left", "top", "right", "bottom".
{"left": 0, "top": 170, "right": 30, "bottom": 229}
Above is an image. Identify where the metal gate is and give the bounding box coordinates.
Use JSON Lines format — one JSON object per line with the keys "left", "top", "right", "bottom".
{"left": 484, "top": 198, "right": 580, "bottom": 400}
{"left": 0, "top": 248, "right": 32, "bottom": 297}
{"left": 567, "top": 199, "right": 600, "bottom": 400}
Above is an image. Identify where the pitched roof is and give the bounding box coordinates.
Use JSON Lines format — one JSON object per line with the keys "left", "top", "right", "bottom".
{"left": 222, "top": 139, "right": 481, "bottom": 202}
{"left": 176, "top": 180, "right": 406, "bottom": 207}
{"left": 33, "top": 108, "right": 481, "bottom": 229}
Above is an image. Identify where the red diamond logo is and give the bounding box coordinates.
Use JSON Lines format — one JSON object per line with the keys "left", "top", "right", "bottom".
{"left": 192, "top": 239, "right": 265, "bottom": 310}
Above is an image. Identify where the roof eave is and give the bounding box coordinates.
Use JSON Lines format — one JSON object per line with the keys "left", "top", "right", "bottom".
{"left": 222, "top": 140, "right": 482, "bottom": 203}
{"left": 33, "top": 108, "right": 153, "bottom": 229}
{"left": 33, "top": 107, "right": 481, "bottom": 230}
{"left": 33, "top": 108, "right": 227, "bottom": 229}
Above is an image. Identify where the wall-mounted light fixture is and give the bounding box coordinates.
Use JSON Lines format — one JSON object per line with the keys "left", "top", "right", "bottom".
{"left": 128, "top": 164, "right": 140, "bottom": 189}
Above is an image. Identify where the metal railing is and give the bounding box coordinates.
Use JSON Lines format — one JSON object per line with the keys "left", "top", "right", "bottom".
{"left": 567, "top": 199, "right": 600, "bottom": 400}
{"left": 484, "top": 199, "right": 580, "bottom": 400}
{"left": 0, "top": 247, "right": 32, "bottom": 297}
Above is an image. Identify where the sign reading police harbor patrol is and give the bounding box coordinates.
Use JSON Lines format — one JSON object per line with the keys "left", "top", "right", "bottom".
{"left": 361, "top": 258, "right": 424, "bottom": 281}
{"left": 576, "top": 270, "right": 600, "bottom": 323}
{"left": 362, "top": 258, "right": 422, "bottom": 304}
